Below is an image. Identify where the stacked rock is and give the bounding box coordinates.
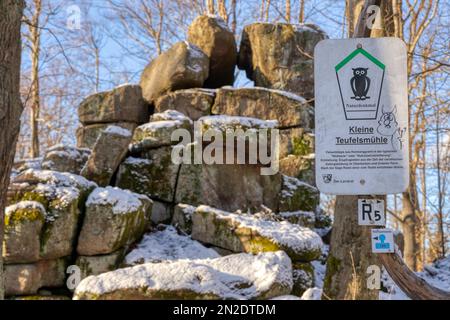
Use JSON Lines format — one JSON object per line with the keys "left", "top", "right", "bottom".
{"left": 4, "top": 169, "right": 96, "bottom": 296}
{"left": 76, "top": 84, "right": 149, "bottom": 149}
{"left": 4, "top": 15, "right": 332, "bottom": 300}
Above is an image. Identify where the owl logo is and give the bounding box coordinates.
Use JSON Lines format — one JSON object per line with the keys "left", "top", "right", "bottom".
{"left": 350, "top": 67, "right": 371, "bottom": 101}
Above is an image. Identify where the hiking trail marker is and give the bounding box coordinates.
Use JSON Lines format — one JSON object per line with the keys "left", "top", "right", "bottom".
{"left": 371, "top": 229, "right": 395, "bottom": 253}
{"left": 358, "top": 199, "right": 385, "bottom": 226}
{"left": 314, "top": 38, "right": 409, "bottom": 195}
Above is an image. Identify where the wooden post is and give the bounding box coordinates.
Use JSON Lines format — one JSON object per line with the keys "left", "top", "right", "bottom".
{"left": 322, "top": 0, "right": 382, "bottom": 300}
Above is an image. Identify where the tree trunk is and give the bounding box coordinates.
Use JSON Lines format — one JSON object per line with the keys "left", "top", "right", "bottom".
{"left": 206, "top": 0, "right": 215, "bottom": 15}
{"left": 0, "top": 0, "right": 26, "bottom": 300}
{"left": 285, "top": 0, "right": 291, "bottom": 23}
{"left": 29, "top": 0, "right": 42, "bottom": 158}
{"left": 323, "top": 0, "right": 383, "bottom": 300}
{"left": 379, "top": 252, "right": 450, "bottom": 300}
{"left": 323, "top": 196, "right": 381, "bottom": 300}
{"left": 299, "top": 0, "right": 305, "bottom": 23}
{"left": 230, "top": 0, "right": 237, "bottom": 33}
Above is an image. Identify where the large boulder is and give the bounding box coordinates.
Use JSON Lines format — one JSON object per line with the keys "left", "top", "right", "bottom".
{"left": 278, "top": 175, "right": 319, "bottom": 212}
{"left": 140, "top": 41, "right": 209, "bottom": 104}
{"left": 5, "top": 258, "right": 68, "bottom": 296}
{"left": 124, "top": 225, "right": 219, "bottom": 266}
{"left": 238, "top": 23, "right": 327, "bottom": 100}
{"left": 192, "top": 205, "right": 323, "bottom": 262}
{"left": 150, "top": 201, "right": 173, "bottom": 224}
{"left": 292, "top": 262, "right": 315, "bottom": 296}
{"left": 116, "top": 148, "right": 180, "bottom": 203}
{"left": 41, "top": 145, "right": 90, "bottom": 175}
{"left": 130, "top": 110, "right": 192, "bottom": 152}
{"left": 278, "top": 131, "right": 315, "bottom": 184}
{"left": 278, "top": 210, "right": 315, "bottom": 229}
{"left": 6, "top": 170, "right": 96, "bottom": 261}
{"left": 155, "top": 89, "right": 215, "bottom": 120}
{"left": 76, "top": 249, "right": 126, "bottom": 280}
{"left": 3, "top": 201, "right": 45, "bottom": 263}
{"left": 211, "top": 87, "right": 313, "bottom": 128}
{"left": 76, "top": 122, "right": 137, "bottom": 149}
{"left": 77, "top": 186, "right": 153, "bottom": 256}
{"left": 73, "top": 251, "right": 293, "bottom": 300}
{"left": 80, "top": 125, "right": 133, "bottom": 187}
{"left": 176, "top": 163, "right": 281, "bottom": 213}
{"left": 78, "top": 84, "right": 149, "bottom": 125}
{"left": 187, "top": 15, "right": 237, "bottom": 88}
{"left": 171, "top": 203, "right": 196, "bottom": 234}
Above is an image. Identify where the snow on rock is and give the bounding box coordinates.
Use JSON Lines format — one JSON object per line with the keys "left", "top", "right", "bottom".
{"left": 192, "top": 205, "right": 323, "bottom": 262}
{"left": 85, "top": 186, "right": 150, "bottom": 215}
{"left": 132, "top": 110, "right": 192, "bottom": 150}
{"left": 198, "top": 115, "right": 278, "bottom": 131}
{"left": 5, "top": 201, "right": 46, "bottom": 217}
{"left": 124, "top": 226, "right": 219, "bottom": 266}
{"left": 279, "top": 211, "right": 315, "bottom": 228}
{"left": 279, "top": 175, "right": 319, "bottom": 212}
{"left": 14, "top": 169, "right": 96, "bottom": 192}
{"left": 271, "top": 295, "right": 301, "bottom": 300}
{"left": 74, "top": 251, "right": 293, "bottom": 300}
{"left": 300, "top": 287, "right": 323, "bottom": 300}
{"left": 77, "top": 187, "right": 153, "bottom": 256}
{"left": 104, "top": 125, "right": 132, "bottom": 137}
{"left": 150, "top": 109, "right": 193, "bottom": 123}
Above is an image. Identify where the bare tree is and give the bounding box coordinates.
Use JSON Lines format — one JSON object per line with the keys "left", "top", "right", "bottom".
{"left": 206, "top": 0, "right": 215, "bottom": 14}
{"left": 26, "top": 0, "right": 42, "bottom": 158}
{"left": 285, "top": 0, "right": 291, "bottom": 22}
{"left": 0, "top": 0, "right": 26, "bottom": 299}
{"left": 299, "top": 0, "right": 305, "bottom": 23}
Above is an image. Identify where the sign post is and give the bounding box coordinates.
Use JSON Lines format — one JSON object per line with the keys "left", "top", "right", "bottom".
{"left": 315, "top": 38, "right": 409, "bottom": 195}
{"left": 317, "top": 36, "right": 409, "bottom": 299}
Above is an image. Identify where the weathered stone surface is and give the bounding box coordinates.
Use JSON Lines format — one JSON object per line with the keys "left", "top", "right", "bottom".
{"left": 78, "top": 84, "right": 149, "bottom": 125}
{"left": 171, "top": 203, "right": 196, "bottom": 234}
{"left": 76, "top": 122, "right": 137, "bottom": 149}
{"left": 81, "top": 125, "right": 133, "bottom": 187}
{"left": 279, "top": 155, "right": 315, "bottom": 186}
{"left": 279, "top": 211, "right": 315, "bottom": 229}
{"left": 7, "top": 170, "right": 96, "bottom": 260}
{"left": 238, "top": 23, "right": 327, "bottom": 100}
{"left": 176, "top": 163, "right": 282, "bottom": 213}
{"left": 155, "top": 89, "right": 215, "bottom": 120}
{"left": 42, "top": 145, "right": 91, "bottom": 175}
{"left": 140, "top": 41, "right": 209, "bottom": 104}
{"left": 77, "top": 187, "right": 152, "bottom": 256}
{"left": 76, "top": 249, "right": 126, "bottom": 279}
{"left": 279, "top": 175, "right": 319, "bottom": 212}
{"left": 130, "top": 110, "right": 192, "bottom": 151}
{"left": 5, "top": 258, "right": 68, "bottom": 296}
{"left": 292, "top": 262, "right": 315, "bottom": 296}
{"left": 74, "top": 251, "right": 293, "bottom": 300}
{"left": 187, "top": 15, "right": 237, "bottom": 88}
{"left": 211, "top": 87, "right": 313, "bottom": 128}
{"left": 192, "top": 206, "right": 322, "bottom": 261}
{"left": 116, "top": 147, "right": 180, "bottom": 203}
{"left": 150, "top": 201, "right": 173, "bottom": 224}
{"left": 3, "top": 201, "right": 45, "bottom": 263}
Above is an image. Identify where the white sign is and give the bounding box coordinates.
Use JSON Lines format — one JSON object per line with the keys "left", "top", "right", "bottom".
{"left": 358, "top": 199, "right": 385, "bottom": 226}
{"left": 314, "top": 38, "right": 409, "bottom": 195}
{"left": 371, "top": 229, "right": 395, "bottom": 253}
